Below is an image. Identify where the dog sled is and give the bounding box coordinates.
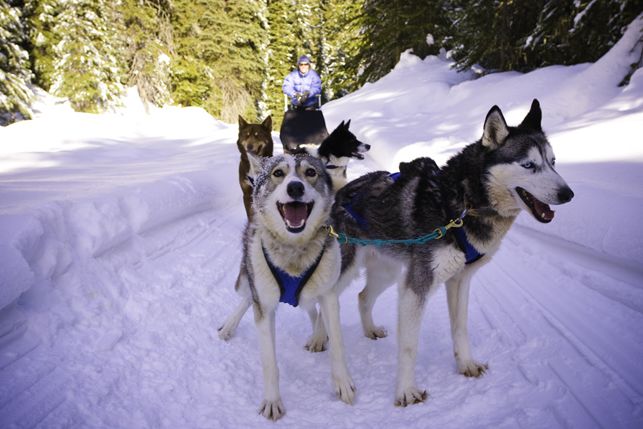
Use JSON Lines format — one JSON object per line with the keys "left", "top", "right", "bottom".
{"left": 279, "top": 94, "right": 329, "bottom": 153}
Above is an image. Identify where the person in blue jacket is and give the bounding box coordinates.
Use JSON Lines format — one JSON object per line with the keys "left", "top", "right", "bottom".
{"left": 282, "top": 55, "right": 322, "bottom": 110}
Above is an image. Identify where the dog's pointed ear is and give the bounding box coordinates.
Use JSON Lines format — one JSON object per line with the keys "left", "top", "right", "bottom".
{"left": 239, "top": 115, "right": 248, "bottom": 128}
{"left": 482, "top": 106, "right": 509, "bottom": 149}
{"left": 338, "top": 120, "right": 345, "bottom": 129}
{"left": 247, "top": 152, "right": 263, "bottom": 179}
{"left": 518, "top": 99, "right": 542, "bottom": 131}
{"left": 261, "top": 115, "right": 272, "bottom": 131}
{"left": 344, "top": 119, "right": 351, "bottom": 129}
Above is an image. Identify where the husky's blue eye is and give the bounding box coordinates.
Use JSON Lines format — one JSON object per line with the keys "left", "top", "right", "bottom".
{"left": 273, "top": 169, "right": 284, "bottom": 178}
{"left": 521, "top": 162, "right": 535, "bottom": 169}
{"left": 305, "top": 168, "right": 317, "bottom": 177}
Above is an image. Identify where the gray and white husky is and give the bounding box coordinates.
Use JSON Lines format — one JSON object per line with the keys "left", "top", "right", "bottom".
{"left": 229, "top": 153, "right": 354, "bottom": 420}
{"left": 331, "top": 99, "right": 574, "bottom": 406}
{"left": 219, "top": 120, "right": 369, "bottom": 343}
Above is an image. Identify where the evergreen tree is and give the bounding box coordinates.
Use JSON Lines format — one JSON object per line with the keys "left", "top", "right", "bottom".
{"left": 449, "top": 0, "right": 543, "bottom": 72}
{"left": 320, "top": 0, "right": 365, "bottom": 99}
{"left": 122, "top": 0, "right": 173, "bottom": 107}
{"left": 171, "top": 0, "right": 267, "bottom": 122}
{"left": 25, "top": 0, "right": 62, "bottom": 91}
{"left": 266, "top": 0, "right": 296, "bottom": 122}
{"left": 0, "top": 0, "right": 34, "bottom": 125}
{"left": 49, "top": 0, "right": 126, "bottom": 112}
{"left": 526, "top": 0, "right": 642, "bottom": 69}
{"left": 358, "top": 0, "right": 453, "bottom": 85}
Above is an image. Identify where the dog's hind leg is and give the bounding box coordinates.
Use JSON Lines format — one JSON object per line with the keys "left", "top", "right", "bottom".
{"left": 359, "top": 251, "right": 401, "bottom": 339}
{"left": 218, "top": 297, "right": 251, "bottom": 341}
{"left": 305, "top": 305, "right": 328, "bottom": 352}
{"left": 255, "top": 305, "right": 285, "bottom": 420}
{"left": 319, "top": 291, "right": 356, "bottom": 405}
{"left": 446, "top": 267, "right": 488, "bottom": 377}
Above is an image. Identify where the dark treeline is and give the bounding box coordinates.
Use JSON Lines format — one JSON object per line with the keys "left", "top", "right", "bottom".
{"left": 1, "top": 0, "right": 640, "bottom": 126}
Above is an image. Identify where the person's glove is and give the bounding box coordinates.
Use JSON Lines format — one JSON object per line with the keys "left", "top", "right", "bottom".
{"left": 291, "top": 95, "right": 300, "bottom": 106}
{"left": 295, "top": 92, "right": 307, "bottom": 105}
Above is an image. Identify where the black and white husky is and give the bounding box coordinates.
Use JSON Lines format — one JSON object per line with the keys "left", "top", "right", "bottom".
{"left": 230, "top": 153, "right": 355, "bottom": 420}
{"left": 331, "top": 99, "right": 574, "bottom": 406}
{"left": 293, "top": 120, "right": 371, "bottom": 189}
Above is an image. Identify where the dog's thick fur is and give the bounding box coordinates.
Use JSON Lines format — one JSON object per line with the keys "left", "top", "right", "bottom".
{"left": 237, "top": 115, "right": 274, "bottom": 220}
{"left": 330, "top": 100, "right": 574, "bottom": 406}
{"left": 231, "top": 153, "right": 354, "bottom": 420}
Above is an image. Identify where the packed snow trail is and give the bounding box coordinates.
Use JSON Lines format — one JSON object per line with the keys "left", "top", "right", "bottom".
{"left": 1, "top": 133, "right": 641, "bottom": 428}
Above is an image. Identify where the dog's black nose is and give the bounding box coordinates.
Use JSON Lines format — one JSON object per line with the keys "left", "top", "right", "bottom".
{"left": 558, "top": 186, "right": 574, "bottom": 203}
{"left": 287, "top": 181, "right": 305, "bottom": 199}
{"left": 364, "top": 144, "right": 371, "bottom": 150}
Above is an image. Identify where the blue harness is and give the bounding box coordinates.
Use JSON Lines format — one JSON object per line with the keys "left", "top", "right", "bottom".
{"left": 262, "top": 245, "right": 325, "bottom": 307}
{"left": 341, "top": 172, "right": 484, "bottom": 264}
{"left": 449, "top": 214, "right": 484, "bottom": 264}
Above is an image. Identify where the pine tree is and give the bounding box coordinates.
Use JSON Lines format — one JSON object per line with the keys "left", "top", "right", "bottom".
{"left": 357, "top": 0, "right": 453, "bottom": 85}
{"left": 526, "top": 0, "right": 642, "bottom": 68}
{"left": 0, "top": 0, "right": 34, "bottom": 125}
{"left": 321, "top": 0, "right": 365, "bottom": 99}
{"left": 49, "top": 0, "right": 126, "bottom": 112}
{"left": 266, "top": 0, "right": 296, "bottom": 122}
{"left": 122, "top": 0, "right": 173, "bottom": 107}
{"left": 25, "top": 0, "right": 62, "bottom": 91}
{"left": 170, "top": 0, "right": 267, "bottom": 122}
{"left": 449, "top": 0, "right": 543, "bottom": 72}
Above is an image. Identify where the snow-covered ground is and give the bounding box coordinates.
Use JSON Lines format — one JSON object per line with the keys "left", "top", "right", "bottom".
{"left": 1, "top": 17, "right": 642, "bottom": 429}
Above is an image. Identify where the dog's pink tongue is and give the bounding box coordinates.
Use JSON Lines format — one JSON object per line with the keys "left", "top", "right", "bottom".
{"left": 283, "top": 202, "right": 307, "bottom": 228}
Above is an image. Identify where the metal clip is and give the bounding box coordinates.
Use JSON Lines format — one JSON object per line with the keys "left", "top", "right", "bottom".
{"left": 326, "top": 225, "right": 339, "bottom": 239}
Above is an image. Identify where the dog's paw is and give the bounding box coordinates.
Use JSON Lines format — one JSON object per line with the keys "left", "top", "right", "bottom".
{"left": 304, "top": 335, "right": 328, "bottom": 353}
{"left": 364, "top": 325, "right": 388, "bottom": 340}
{"left": 217, "top": 325, "right": 234, "bottom": 341}
{"left": 258, "top": 399, "right": 285, "bottom": 421}
{"left": 394, "top": 387, "right": 427, "bottom": 407}
{"left": 334, "top": 377, "right": 356, "bottom": 405}
{"left": 458, "top": 360, "right": 488, "bottom": 378}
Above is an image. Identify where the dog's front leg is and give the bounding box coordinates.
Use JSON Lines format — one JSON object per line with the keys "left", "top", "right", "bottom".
{"left": 254, "top": 305, "right": 285, "bottom": 420}
{"left": 319, "top": 292, "right": 355, "bottom": 404}
{"left": 395, "top": 285, "right": 428, "bottom": 407}
{"left": 218, "top": 296, "right": 251, "bottom": 340}
{"left": 446, "top": 268, "right": 488, "bottom": 377}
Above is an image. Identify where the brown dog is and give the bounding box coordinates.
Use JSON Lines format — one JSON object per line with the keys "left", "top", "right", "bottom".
{"left": 237, "top": 115, "right": 274, "bottom": 219}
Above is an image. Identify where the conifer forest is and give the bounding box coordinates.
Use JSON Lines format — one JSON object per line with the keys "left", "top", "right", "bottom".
{"left": 1, "top": 0, "right": 640, "bottom": 126}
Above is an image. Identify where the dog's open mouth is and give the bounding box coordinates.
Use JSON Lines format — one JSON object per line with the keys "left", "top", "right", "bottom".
{"left": 516, "top": 187, "right": 554, "bottom": 223}
{"left": 352, "top": 143, "right": 370, "bottom": 160}
{"left": 277, "top": 201, "right": 314, "bottom": 233}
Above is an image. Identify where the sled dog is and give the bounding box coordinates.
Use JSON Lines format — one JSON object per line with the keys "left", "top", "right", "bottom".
{"left": 237, "top": 115, "right": 274, "bottom": 220}
{"left": 290, "top": 120, "right": 371, "bottom": 189}
{"left": 231, "top": 153, "right": 354, "bottom": 420}
{"left": 220, "top": 119, "right": 369, "bottom": 342}
{"left": 331, "top": 99, "right": 574, "bottom": 406}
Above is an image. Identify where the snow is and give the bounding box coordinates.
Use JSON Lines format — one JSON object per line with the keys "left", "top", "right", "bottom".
{"left": 1, "top": 15, "right": 642, "bottom": 429}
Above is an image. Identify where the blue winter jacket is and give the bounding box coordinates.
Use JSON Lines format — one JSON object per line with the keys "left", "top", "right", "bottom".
{"left": 282, "top": 69, "right": 322, "bottom": 108}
